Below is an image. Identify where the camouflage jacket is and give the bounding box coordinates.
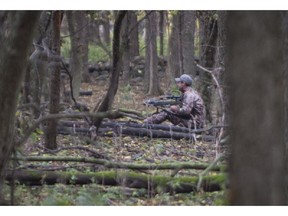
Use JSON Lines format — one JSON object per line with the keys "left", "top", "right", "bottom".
{"left": 177, "top": 87, "right": 206, "bottom": 128}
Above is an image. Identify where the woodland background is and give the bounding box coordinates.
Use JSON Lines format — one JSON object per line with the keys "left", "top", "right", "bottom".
{"left": 0, "top": 10, "right": 287, "bottom": 205}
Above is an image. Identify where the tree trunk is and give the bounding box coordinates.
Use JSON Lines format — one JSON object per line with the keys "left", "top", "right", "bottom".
{"left": 102, "top": 11, "right": 111, "bottom": 45}
{"left": 93, "top": 11, "right": 127, "bottom": 128}
{"left": 121, "top": 12, "right": 131, "bottom": 84}
{"left": 167, "top": 12, "right": 181, "bottom": 81}
{"left": 26, "top": 12, "right": 52, "bottom": 117}
{"left": 129, "top": 11, "right": 139, "bottom": 58}
{"left": 80, "top": 12, "right": 90, "bottom": 83}
{"left": 0, "top": 11, "right": 40, "bottom": 204}
{"left": 159, "top": 11, "right": 165, "bottom": 56}
{"left": 23, "top": 64, "right": 31, "bottom": 104}
{"left": 146, "top": 11, "right": 162, "bottom": 96}
{"left": 227, "top": 11, "right": 285, "bottom": 205}
{"left": 283, "top": 11, "right": 288, "bottom": 203}
{"left": 198, "top": 11, "right": 218, "bottom": 123}
{"left": 181, "top": 11, "right": 196, "bottom": 77}
{"left": 122, "top": 11, "right": 140, "bottom": 84}
{"left": 210, "top": 11, "right": 227, "bottom": 125}
{"left": 144, "top": 14, "right": 151, "bottom": 92}
{"left": 178, "top": 12, "right": 184, "bottom": 75}
{"left": 44, "top": 11, "right": 61, "bottom": 150}
{"left": 89, "top": 13, "right": 100, "bottom": 44}
{"left": 67, "top": 11, "right": 83, "bottom": 100}
{"left": 23, "top": 11, "right": 52, "bottom": 105}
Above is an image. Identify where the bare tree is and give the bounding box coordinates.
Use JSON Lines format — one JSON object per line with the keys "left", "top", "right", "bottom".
{"left": 144, "top": 11, "right": 162, "bottom": 96}
{"left": 122, "top": 11, "right": 140, "bottom": 84}
{"left": 93, "top": 11, "right": 127, "bottom": 128}
{"left": 121, "top": 12, "right": 131, "bottom": 83}
{"left": 89, "top": 11, "right": 112, "bottom": 60}
{"left": 24, "top": 11, "right": 52, "bottom": 117}
{"left": 80, "top": 11, "right": 90, "bottom": 83}
{"left": 166, "top": 11, "right": 197, "bottom": 91}
{"left": 181, "top": 11, "right": 196, "bottom": 77}
{"left": 158, "top": 11, "right": 165, "bottom": 57}
{"left": 129, "top": 11, "right": 139, "bottom": 58}
{"left": 0, "top": 11, "right": 40, "bottom": 204}
{"left": 101, "top": 11, "right": 111, "bottom": 45}
{"left": 44, "top": 11, "right": 62, "bottom": 150}
{"left": 210, "top": 11, "right": 227, "bottom": 126}
{"left": 88, "top": 12, "right": 100, "bottom": 44}
{"left": 67, "top": 11, "right": 84, "bottom": 99}
{"left": 167, "top": 11, "right": 181, "bottom": 81}
{"left": 198, "top": 11, "right": 218, "bottom": 123}
{"left": 227, "top": 11, "right": 285, "bottom": 205}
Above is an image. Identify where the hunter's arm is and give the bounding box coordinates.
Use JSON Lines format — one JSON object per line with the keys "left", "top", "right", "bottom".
{"left": 178, "top": 93, "right": 194, "bottom": 115}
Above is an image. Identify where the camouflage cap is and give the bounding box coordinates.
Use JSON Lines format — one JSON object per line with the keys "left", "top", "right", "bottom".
{"left": 175, "top": 74, "right": 193, "bottom": 86}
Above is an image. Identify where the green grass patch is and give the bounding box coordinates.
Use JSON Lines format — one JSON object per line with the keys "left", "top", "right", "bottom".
{"left": 61, "top": 37, "right": 110, "bottom": 63}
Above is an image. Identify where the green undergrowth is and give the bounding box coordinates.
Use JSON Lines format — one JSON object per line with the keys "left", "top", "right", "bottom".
{"left": 3, "top": 182, "right": 227, "bottom": 206}
{"left": 61, "top": 37, "right": 110, "bottom": 63}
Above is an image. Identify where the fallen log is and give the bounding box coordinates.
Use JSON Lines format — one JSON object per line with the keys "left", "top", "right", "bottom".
{"left": 13, "top": 156, "right": 223, "bottom": 171}
{"left": 101, "top": 121, "right": 197, "bottom": 134}
{"left": 16, "top": 110, "right": 124, "bottom": 147}
{"left": 59, "top": 120, "right": 226, "bottom": 134}
{"left": 115, "top": 126, "right": 196, "bottom": 140}
{"left": 59, "top": 120, "right": 192, "bottom": 133}
{"left": 57, "top": 125, "right": 215, "bottom": 141}
{"left": 5, "top": 170, "right": 225, "bottom": 193}
{"left": 101, "top": 121, "right": 226, "bottom": 134}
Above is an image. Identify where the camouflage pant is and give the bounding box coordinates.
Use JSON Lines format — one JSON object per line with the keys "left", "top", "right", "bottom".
{"left": 144, "top": 109, "right": 204, "bottom": 129}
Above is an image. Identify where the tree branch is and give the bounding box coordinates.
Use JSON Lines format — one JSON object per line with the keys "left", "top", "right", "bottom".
{"left": 196, "top": 153, "right": 223, "bottom": 191}
{"left": 195, "top": 63, "right": 226, "bottom": 157}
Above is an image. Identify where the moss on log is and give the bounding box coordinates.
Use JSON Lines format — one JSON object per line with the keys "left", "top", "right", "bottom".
{"left": 14, "top": 156, "right": 224, "bottom": 172}
{"left": 5, "top": 170, "right": 226, "bottom": 193}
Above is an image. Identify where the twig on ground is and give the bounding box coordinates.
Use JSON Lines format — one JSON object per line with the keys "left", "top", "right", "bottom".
{"left": 196, "top": 153, "right": 223, "bottom": 192}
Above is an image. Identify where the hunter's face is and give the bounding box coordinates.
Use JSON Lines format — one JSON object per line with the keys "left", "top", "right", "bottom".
{"left": 176, "top": 81, "right": 185, "bottom": 91}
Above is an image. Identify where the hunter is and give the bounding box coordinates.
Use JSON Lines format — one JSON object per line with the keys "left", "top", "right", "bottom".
{"left": 144, "top": 74, "right": 206, "bottom": 129}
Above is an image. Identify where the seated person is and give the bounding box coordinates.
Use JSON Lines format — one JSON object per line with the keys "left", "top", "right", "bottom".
{"left": 144, "top": 74, "right": 206, "bottom": 129}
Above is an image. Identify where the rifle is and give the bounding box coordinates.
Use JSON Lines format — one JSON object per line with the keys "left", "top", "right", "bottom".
{"left": 143, "top": 95, "right": 191, "bottom": 120}
{"left": 143, "top": 95, "right": 181, "bottom": 108}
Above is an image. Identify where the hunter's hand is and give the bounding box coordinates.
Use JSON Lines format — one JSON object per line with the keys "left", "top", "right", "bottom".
{"left": 170, "top": 105, "right": 180, "bottom": 112}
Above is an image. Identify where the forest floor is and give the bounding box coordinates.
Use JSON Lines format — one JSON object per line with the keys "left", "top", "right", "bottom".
{"left": 4, "top": 72, "right": 227, "bottom": 206}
